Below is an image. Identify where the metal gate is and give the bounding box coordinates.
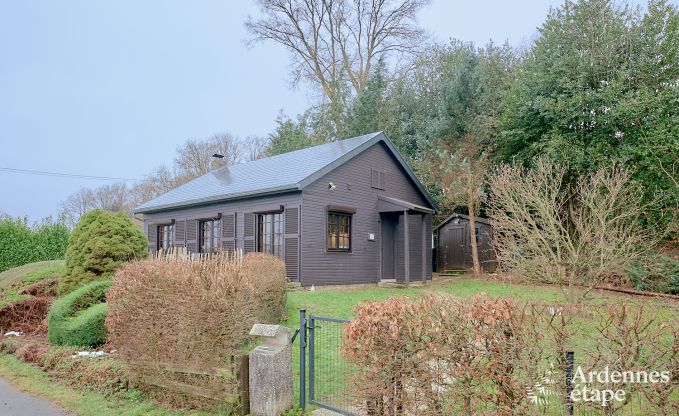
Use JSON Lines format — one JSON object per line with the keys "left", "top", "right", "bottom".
{"left": 298, "top": 309, "right": 357, "bottom": 415}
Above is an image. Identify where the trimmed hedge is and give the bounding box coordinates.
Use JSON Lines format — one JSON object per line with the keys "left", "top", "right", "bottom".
{"left": 0, "top": 216, "right": 69, "bottom": 273}
{"left": 48, "top": 280, "right": 111, "bottom": 347}
{"left": 60, "top": 209, "right": 147, "bottom": 295}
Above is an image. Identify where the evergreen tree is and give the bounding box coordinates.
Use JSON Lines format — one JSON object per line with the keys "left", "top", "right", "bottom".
{"left": 497, "top": 0, "right": 678, "bottom": 228}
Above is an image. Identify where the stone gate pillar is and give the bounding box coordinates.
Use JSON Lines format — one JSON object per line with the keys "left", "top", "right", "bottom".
{"left": 248, "top": 324, "right": 293, "bottom": 416}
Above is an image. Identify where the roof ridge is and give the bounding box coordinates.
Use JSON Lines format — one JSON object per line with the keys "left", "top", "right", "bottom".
{"left": 133, "top": 132, "right": 383, "bottom": 213}
{"left": 213, "top": 131, "right": 382, "bottom": 174}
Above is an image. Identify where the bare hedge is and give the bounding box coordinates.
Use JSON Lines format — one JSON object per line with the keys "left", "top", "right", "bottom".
{"left": 342, "top": 295, "right": 679, "bottom": 416}
{"left": 105, "top": 252, "right": 287, "bottom": 409}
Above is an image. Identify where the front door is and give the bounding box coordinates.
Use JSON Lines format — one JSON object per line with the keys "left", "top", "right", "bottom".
{"left": 445, "top": 226, "right": 465, "bottom": 270}
{"left": 380, "top": 213, "right": 398, "bottom": 279}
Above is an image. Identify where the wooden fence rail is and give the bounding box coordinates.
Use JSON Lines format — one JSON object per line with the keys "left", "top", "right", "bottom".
{"left": 131, "top": 355, "right": 250, "bottom": 415}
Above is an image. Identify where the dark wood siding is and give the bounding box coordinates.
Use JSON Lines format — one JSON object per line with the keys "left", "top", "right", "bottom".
{"left": 147, "top": 223, "right": 156, "bottom": 252}
{"left": 142, "top": 192, "right": 302, "bottom": 279}
{"left": 300, "top": 141, "right": 433, "bottom": 285}
{"left": 425, "top": 214, "right": 433, "bottom": 276}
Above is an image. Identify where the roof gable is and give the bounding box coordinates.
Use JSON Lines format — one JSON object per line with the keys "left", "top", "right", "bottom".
{"left": 434, "top": 213, "right": 492, "bottom": 230}
{"left": 134, "top": 132, "right": 435, "bottom": 213}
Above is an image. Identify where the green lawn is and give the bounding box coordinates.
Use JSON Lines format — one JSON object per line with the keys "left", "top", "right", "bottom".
{"left": 286, "top": 276, "right": 602, "bottom": 322}
{"left": 284, "top": 276, "right": 679, "bottom": 414}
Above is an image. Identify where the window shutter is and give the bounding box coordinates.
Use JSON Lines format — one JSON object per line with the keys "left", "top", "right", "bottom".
{"left": 243, "top": 213, "right": 255, "bottom": 253}
{"left": 174, "top": 219, "right": 186, "bottom": 247}
{"left": 147, "top": 224, "right": 157, "bottom": 252}
{"left": 284, "top": 206, "right": 300, "bottom": 281}
{"left": 186, "top": 219, "right": 198, "bottom": 253}
{"left": 371, "top": 169, "right": 386, "bottom": 190}
{"left": 222, "top": 213, "right": 236, "bottom": 253}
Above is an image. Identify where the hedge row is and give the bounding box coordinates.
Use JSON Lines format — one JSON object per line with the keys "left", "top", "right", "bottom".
{"left": 342, "top": 295, "right": 679, "bottom": 415}
{"left": 0, "top": 216, "right": 69, "bottom": 273}
{"left": 106, "top": 253, "right": 287, "bottom": 410}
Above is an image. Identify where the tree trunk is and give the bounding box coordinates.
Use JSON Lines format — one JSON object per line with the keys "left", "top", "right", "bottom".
{"left": 468, "top": 210, "right": 481, "bottom": 276}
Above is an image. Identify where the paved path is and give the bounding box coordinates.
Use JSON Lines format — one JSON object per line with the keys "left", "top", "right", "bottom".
{"left": 0, "top": 377, "right": 70, "bottom": 416}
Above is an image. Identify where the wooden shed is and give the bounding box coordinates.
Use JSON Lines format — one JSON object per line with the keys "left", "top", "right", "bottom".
{"left": 434, "top": 213, "right": 497, "bottom": 273}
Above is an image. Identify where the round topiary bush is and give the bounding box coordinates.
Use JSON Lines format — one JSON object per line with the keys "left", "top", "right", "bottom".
{"left": 60, "top": 209, "right": 147, "bottom": 295}
{"left": 48, "top": 279, "right": 111, "bottom": 347}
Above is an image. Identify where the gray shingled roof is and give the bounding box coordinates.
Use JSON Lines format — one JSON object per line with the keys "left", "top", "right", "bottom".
{"left": 134, "top": 131, "right": 435, "bottom": 213}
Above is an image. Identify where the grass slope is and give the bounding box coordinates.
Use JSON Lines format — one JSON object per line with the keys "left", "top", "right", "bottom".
{"left": 0, "top": 260, "right": 64, "bottom": 290}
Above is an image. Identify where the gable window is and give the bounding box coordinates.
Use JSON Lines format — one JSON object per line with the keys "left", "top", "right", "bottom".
{"left": 327, "top": 212, "right": 352, "bottom": 251}
{"left": 371, "top": 168, "right": 386, "bottom": 190}
{"left": 257, "top": 212, "right": 283, "bottom": 258}
{"left": 199, "top": 219, "right": 221, "bottom": 253}
{"left": 157, "top": 224, "right": 174, "bottom": 251}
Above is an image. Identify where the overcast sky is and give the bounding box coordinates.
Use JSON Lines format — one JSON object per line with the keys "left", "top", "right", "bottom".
{"left": 1, "top": 0, "right": 648, "bottom": 221}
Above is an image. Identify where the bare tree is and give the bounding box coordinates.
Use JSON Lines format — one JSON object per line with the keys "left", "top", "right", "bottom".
{"left": 246, "top": 0, "right": 430, "bottom": 100}
{"left": 174, "top": 133, "right": 243, "bottom": 177}
{"left": 127, "top": 165, "right": 194, "bottom": 209}
{"left": 60, "top": 133, "right": 246, "bottom": 226}
{"left": 93, "top": 182, "right": 130, "bottom": 212}
{"left": 487, "top": 159, "right": 659, "bottom": 303}
{"left": 243, "top": 135, "right": 269, "bottom": 161}
{"left": 59, "top": 188, "right": 98, "bottom": 228}
{"left": 429, "top": 134, "right": 489, "bottom": 276}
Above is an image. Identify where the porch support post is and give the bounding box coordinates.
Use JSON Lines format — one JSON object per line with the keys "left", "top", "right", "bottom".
{"left": 421, "top": 214, "right": 427, "bottom": 282}
{"left": 404, "top": 210, "right": 410, "bottom": 285}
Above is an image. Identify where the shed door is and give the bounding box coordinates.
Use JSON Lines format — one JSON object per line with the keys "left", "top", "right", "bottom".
{"left": 444, "top": 226, "right": 465, "bottom": 270}
{"left": 380, "top": 213, "right": 397, "bottom": 279}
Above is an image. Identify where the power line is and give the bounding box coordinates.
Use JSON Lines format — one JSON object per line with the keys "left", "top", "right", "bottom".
{"left": 0, "top": 167, "right": 139, "bottom": 181}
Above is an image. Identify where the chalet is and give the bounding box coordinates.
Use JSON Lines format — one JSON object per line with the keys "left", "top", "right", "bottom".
{"left": 134, "top": 132, "right": 436, "bottom": 286}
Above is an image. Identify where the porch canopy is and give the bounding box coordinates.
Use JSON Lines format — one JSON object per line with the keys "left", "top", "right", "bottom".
{"left": 377, "top": 195, "right": 434, "bottom": 214}
{"left": 377, "top": 195, "right": 432, "bottom": 285}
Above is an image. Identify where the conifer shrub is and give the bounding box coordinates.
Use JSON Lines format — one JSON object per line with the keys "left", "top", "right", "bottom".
{"left": 60, "top": 210, "right": 146, "bottom": 295}
{"left": 48, "top": 279, "right": 111, "bottom": 347}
